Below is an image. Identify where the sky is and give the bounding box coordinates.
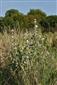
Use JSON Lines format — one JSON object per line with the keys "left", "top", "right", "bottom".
{"left": 0, "top": 0, "right": 57, "bottom": 16}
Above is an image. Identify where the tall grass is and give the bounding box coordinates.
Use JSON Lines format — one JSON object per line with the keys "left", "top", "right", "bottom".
{"left": 0, "top": 28, "right": 57, "bottom": 85}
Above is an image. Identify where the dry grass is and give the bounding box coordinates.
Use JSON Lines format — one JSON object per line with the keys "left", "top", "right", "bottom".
{"left": 0, "top": 29, "right": 57, "bottom": 85}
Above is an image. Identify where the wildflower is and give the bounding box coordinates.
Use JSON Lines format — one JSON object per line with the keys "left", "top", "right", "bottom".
{"left": 42, "top": 37, "right": 45, "bottom": 41}
{"left": 11, "top": 29, "right": 14, "bottom": 33}
{"left": 35, "top": 25, "right": 38, "bottom": 28}
{"left": 24, "top": 61, "right": 27, "bottom": 64}
{"left": 27, "top": 40, "right": 29, "bottom": 43}
{"left": 26, "top": 56, "right": 29, "bottom": 59}
{"left": 11, "top": 36, "right": 14, "bottom": 39}
{"left": 12, "top": 60, "right": 14, "bottom": 63}
{"left": 16, "top": 62, "right": 18, "bottom": 67}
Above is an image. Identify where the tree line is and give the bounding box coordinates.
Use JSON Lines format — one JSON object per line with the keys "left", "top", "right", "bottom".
{"left": 0, "top": 9, "right": 57, "bottom": 33}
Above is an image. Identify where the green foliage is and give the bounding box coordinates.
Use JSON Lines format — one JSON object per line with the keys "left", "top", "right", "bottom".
{"left": 5, "top": 9, "right": 22, "bottom": 17}
{"left": 46, "top": 16, "right": 57, "bottom": 32}
{"left": 28, "top": 9, "right": 46, "bottom": 17}
{"left": 0, "top": 9, "right": 57, "bottom": 33}
{"left": 39, "top": 18, "right": 49, "bottom": 32}
{"left": 0, "top": 17, "right": 5, "bottom": 33}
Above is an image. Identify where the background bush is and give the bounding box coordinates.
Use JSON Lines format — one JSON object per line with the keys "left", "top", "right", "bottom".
{"left": 0, "top": 9, "right": 57, "bottom": 33}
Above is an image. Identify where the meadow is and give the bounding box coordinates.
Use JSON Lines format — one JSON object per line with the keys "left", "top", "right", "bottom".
{"left": 0, "top": 27, "right": 57, "bottom": 85}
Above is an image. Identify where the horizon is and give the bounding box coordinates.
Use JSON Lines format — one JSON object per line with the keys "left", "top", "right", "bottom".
{"left": 0, "top": 0, "right": 57, "bottom": 16}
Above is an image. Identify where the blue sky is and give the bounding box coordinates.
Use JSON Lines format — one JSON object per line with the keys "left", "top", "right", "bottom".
{"left": 0, "top": 0, "right": 57, "bottom": 16}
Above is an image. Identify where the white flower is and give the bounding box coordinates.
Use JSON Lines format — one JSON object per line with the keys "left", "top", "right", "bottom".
{"left": 24, "top": 61, "right": 27, "bottom": 64}
{"left": 42, "top": 38, "right": 45, "bottom": 41}
{"left": 35, "top": 25, "right": 38, "bottom": 28}
{"left": 11, "top": 36, "right": 14, "bottom": 39}
{"left": 12, "top": 43, "right": 14, "bottom": 46}
{"left": 26, "top": 56, "right": 29, "bottom": 59}
{"left": 27, "top": 40, "right": 29, "bottom": 43}
{"left": 16, "top": 62, "right": 18, "bottom": 66}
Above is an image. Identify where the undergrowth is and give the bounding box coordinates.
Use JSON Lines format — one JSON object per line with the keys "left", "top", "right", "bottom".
{"left": 0, "top": 28, "right": 57, "bottom": 85}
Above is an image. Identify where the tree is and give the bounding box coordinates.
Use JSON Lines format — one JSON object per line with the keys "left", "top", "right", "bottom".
{"left": 5, "top": 9, "right": 22, "bottom": 17}
{"left": 28, "top": 9, "right": 46, "bottom": 17}
{"left": 46, "top": 16, "right": 57, "bottom": 32}
{"left": 27, "top": 9, "right": 47, "bottom": 30}
{"left": 39, "top": 18, "right": 49, "bottom": 32}
{"left": 4, "top": 9, "right": 24, "bottom": 31}
{"left": 0, "top": 17, "right": 5, "bottom": 33}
